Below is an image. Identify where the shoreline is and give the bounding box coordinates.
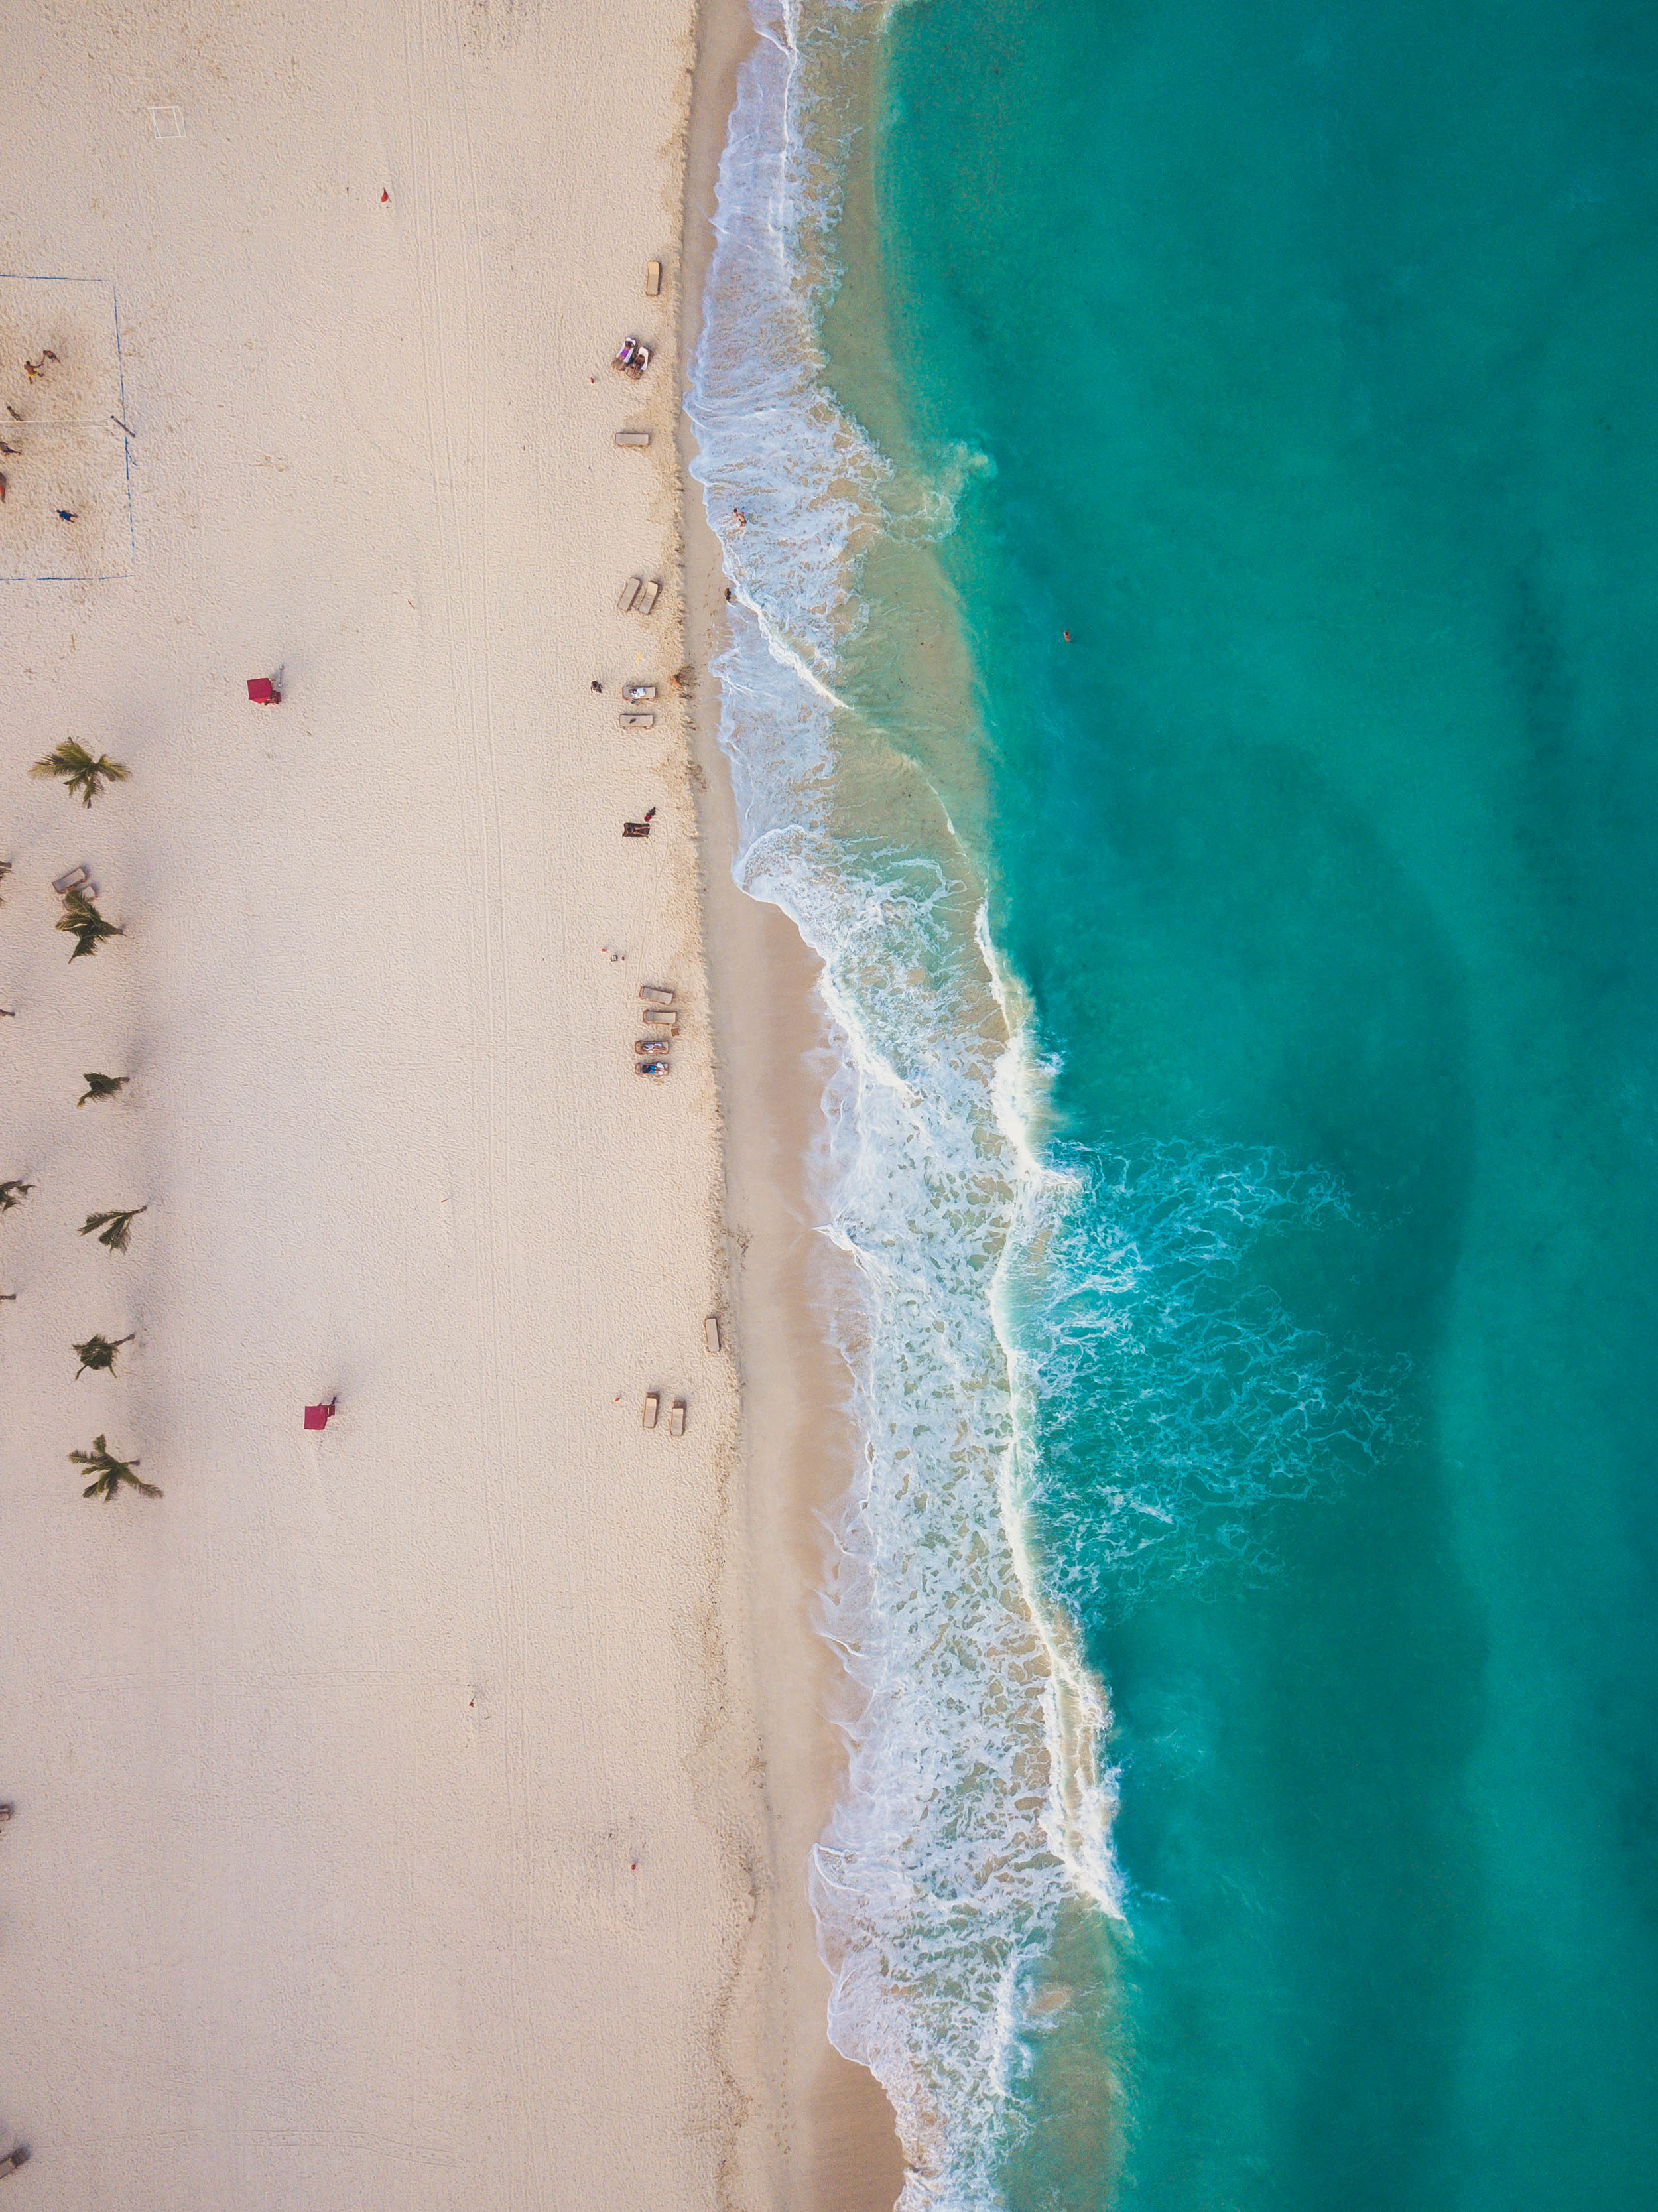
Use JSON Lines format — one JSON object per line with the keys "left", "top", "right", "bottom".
{"left": 678, "top": 2, "right": 908, "bottom": 2205}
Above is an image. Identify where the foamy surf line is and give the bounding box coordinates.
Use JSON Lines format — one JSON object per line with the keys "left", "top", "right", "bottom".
{"left": 687, "top": 3, "right": 1119, "bottom": 2205}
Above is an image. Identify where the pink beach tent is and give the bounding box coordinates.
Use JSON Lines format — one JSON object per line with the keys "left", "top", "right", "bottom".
{"left": 303, "top": 1398, "right": 338, "bottom": 1431}
{"left": 247, "top": 677, "right": 281, "bottom": 704}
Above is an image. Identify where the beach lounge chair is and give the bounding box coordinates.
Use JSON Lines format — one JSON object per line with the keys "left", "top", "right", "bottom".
{"left": 646, "top": 259, "right": 662, "bottom": 298}
{"left": 623, "top": 820, "right": 651, "bottom": 838}
{"left": 623, "top": 684, "right": 657, "bottom": 701}
{"left": 52, "top": 865, "right": 90, "bottom": 895}
{"left": 636, "top": 580, "right": 661, "bottom": 614}
{"left": 635, "top": 1037, "right": 673, "bottom": 1056}
{"left": 643, "top": 1391, "right": 659, "bottom": 1430}
{"left": 704, "top": 1315, "right": 721, "bottom": 1354}
{"left": 636, "top": 1059, "right": 669, "bottom": 1076}
{"left": 619, "top": 712, "right": 655, "bottom": 730}
{"left": 0, "top": 1804, "right": 12, "bottom": 1827}
{"left": 617, "top": 576, "right": 643, "bottom": 613}
{"left": 1, "top": 2148, "right": 29, "bottom": 2176}
{"left": 669, "top": 1398, "right": 686, "bottom": 1438}
{"left": 639, "top": 984, "right": 674, "bottom": 1005}
{"left": 615, "top": 429, "right": 651, "bottom": 448}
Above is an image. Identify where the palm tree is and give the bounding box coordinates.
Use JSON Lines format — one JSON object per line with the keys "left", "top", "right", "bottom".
{"left": 70, "top": 1435, "right": 160, "bottom": 1501}
{"left": 74, "top": 1332, "right": 134, "bottom": 1378}
{"left": 0, "top": 1179, "right": 33, "bottom": 1212}
{"left": 57, "top": 887, "right": 123, "bottom": 961}
{"left": 77, "top": 1072, "right": 129, "bottom": 1106}
{"left": 31, "top": 740, "right": 131, "bottom": 807}
{"left": 80, "top": 1206, "right": 146, "bottom": 1252}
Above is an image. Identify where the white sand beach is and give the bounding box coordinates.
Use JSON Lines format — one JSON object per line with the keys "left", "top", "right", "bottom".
{"left": 0, "top": 1, "right": 820, "bottom": 2203}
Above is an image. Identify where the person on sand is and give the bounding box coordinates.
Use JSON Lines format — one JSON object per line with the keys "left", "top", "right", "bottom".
{"left": 57, "top": 508, "right": 76, "bottom": 522}
{"left": 591, "top": 679, "right": 603, "bottom": 692}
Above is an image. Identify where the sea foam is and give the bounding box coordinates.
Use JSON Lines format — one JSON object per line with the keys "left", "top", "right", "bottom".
{"left": 686, "top": 2, "right": 1116, "bottom": 2204}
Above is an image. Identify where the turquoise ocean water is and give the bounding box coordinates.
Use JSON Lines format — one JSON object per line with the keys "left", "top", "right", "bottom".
{"left": 691, "top": 2, "right": 1658, "bottom": 2205}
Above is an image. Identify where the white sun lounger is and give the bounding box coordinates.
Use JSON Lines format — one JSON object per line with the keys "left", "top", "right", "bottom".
{"left": 623, "top": 684, "right": 657, "bottom": 701}
{"left": 669, "top": 1398, "right": 686, "bottom": 1438}
{"left": 639, "top": 984, "right": 675, "bottom": 1005}
{"left": 619, "top": 712, "right": 655, "bottom": 730}
{"left": 615, "top": 429, "right": 651, "bottom": 448}
{"left": 646, "top": 259, "right": 663, "bottom": 298}
{"left": 52, "top": 865, "right": 91, "bottom": 895}
{"left": 704, "top": 1315, "right": 721, "bottom": 1354}
{"left": 642, "top": 1391, "right": 659, "bottom": 1430}
{"left": 636, "top": 580, "right": 661, "bottom": 615}
{"left": 617, "top": 576, "right": 643, "bottom": 612}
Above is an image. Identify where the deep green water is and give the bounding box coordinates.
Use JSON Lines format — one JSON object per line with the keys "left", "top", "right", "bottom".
{"left": 864, "top": 0, "right": 1658, "bottom": 2202}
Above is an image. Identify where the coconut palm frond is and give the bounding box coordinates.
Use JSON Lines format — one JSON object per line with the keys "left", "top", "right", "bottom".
{"left": 56, "top": 888, "right": 123, "bottom": 961}
{"left": 0, "top": 1179, "right": 34, "bottom": 1212}
{"left": 77, "top": 1072, "right": 129, "bottom": 1106}
{"left": 31, "top": 740, "right": 131, "bottom": 807}
{"left": 69, "top": 1433, "right": 160, "bottom": 1501}
{"left": 80, "top": 1206, "right": 146, "bottom": 1252}
{"left": 74, "top": 1333, "right": 134, "bottom": 1378}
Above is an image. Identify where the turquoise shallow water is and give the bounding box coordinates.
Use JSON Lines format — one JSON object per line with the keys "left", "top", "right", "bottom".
{"left": 857, "top": 0, "right": 1658, "bottom": 2203}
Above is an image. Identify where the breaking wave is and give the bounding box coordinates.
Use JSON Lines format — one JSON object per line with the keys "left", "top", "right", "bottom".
{"left": 687, "top": 3, "right": 1395, "bottom": 2204}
